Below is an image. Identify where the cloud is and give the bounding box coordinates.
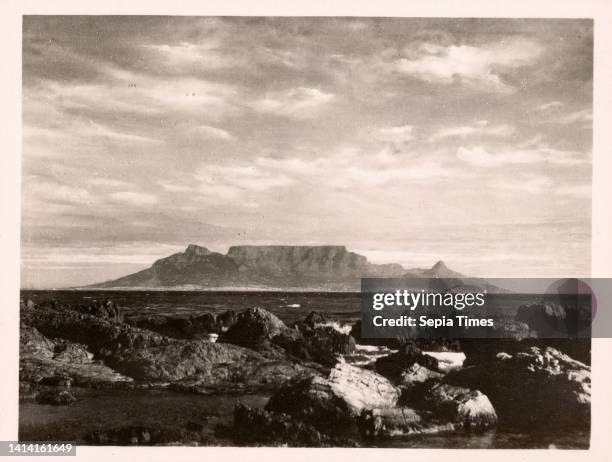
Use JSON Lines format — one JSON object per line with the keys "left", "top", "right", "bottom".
{"left": 395, "top": 39, "right": 543, "bottom": 93}
{"left": 194, "top": 164, "right": 294, "bottom": 201}
{"left": 160, "top": 181, "right": 195, "bottom": 193}
{"left": 36, "top": 70, "right": 241, "bottom": 121}
{"left": 556, "top": 109, "right": 592, "bottom": 125}
{"left": 83, "top": 121, "right": 163, "bottom": 144}
{"left": 457, "top": 145, "right": 587, "bottom": 168}
{"left": 429, "top": 120, "right": 514, "bottom": 142}
{"left": 537, "top": 101, "right": 564, "bottom": 111}
{"left": 195, "top": 125, "right": 235, "bottom": 140}
{"left": 110, "top": 191, "right": 158, "bottom": 205}
{"left": 89, "top": 178, "right": 131, "bottom": 188}
{"left": 555, "top": 184, "right": 591, "bottom": 198}
{"left": 252, "top": 87, "right": 335, "bottom": 118}
{"left": 143, "top": 40, "right": 243, "bottom": 70}
{"left": 497, "top": 174, "right": 554, "bottom": 194}
{"left": 25, "top": 179, "right": 94, "bottom": 206}
{"left": 373, "top": 125, "right": 414, "bottom": 144}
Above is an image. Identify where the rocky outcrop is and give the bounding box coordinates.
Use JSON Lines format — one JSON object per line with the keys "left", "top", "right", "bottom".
{"left": 444, "top": 346, "right": 590, "bottom": 430}
{"left": 265, "top": 363, "right": 399, "bottom": 437}
{"left": 20, "top": 304, "right": 314, "bottom": 391}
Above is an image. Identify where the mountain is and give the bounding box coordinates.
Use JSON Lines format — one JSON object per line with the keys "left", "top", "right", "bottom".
{"left": 88, "top": 244, "right": 406, "bottom": 290}
{"left": 87, "top": 244, "right": 495, "bottom": 291}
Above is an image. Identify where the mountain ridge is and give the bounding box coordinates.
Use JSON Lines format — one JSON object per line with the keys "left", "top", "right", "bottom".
{"left": 86, "top": 244, "right": 488, "bottom": 291}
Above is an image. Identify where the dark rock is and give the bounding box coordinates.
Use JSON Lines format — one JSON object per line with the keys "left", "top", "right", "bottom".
{"left": 302, "top": 311, "right": 328, "bottom": 328}
{"left": 444, "top": 346, "right": 590, "bottom": 430}
{"left": 277, "top": 324, "right": 356, "bottom": 367}
{"left": 220, "top": 307, "right": 298, "bottom": 349}
{"left": 232, "top": 402, "right": 330, "bottom": 446}
{"left": 36, "top": 389, "right": 76, "bottom": 406}
{"left": 516, "top": 296, "right": 592, "bottom": 339}
{"left": 129, "top": 313, "right": 219, "bottom": 339}
{"left": 375, "top": 344, "right": 440, "bottom": 383}
{"left": 39, "top": 375, "right": 73, "bottom": 388}
{"left": 85, "top": 425, "right": 197, "bottom": 445}
{"left": 21, "top": 304, "right": 313, "bottom": 389}
{"left": 216, "top": 310, "right": 237, "bottom": 332}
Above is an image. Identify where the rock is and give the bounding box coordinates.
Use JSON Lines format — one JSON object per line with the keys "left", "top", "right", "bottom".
{"left": 424, "top": 384, "right": 497, "bottom": 431}
{"left": 444, "top": 346, "right": 590, "bottom": 430}
{"left": 21, "top": 304, "right": 313, "bottom": 390}
{"left": 399, "top": 363, "right": 444, "bottom": 387}
{"left": 375, "top": 344, "right": 440, "bottom": 383}
{"left": 516, "top": 299, "right": 592, "bottom": 338}
{"left": 216, "top": 310, "right": 237, "bottom": 332}
{"left": 358, "top": 407, "right": 425, "bottom": 438}
{"left": 20, "top": 322, "right": 134, "bottom": 388}
{"left": 85, "top": 425, "right": 200, "bottom": 445}
{"left": 169, "top": 360, "right": 314, "bottom": 394}
{"left": 20, "top": 324, "right": 55, "bottom": 359}
{"left": 266, "top": 363, "right": 398, "bottom": 436}
{"left": 302, "top": 311, "right": 328, "bottom": 328}
{"left": 277, "top": 324, "right": 356, "bottom": 367}
{"left": 128, "top": 313, "right": 219, "bottom": 339}
{"left": 220, "top": 307, "right": 296, "bottom": 349}
{"left": 232, "top": 402, "right": 330, "bottom": 446}
{"left": 36, "top": 389, "right": 76, "bottom": 406}
{"left": 53, "top": 342, "right": 94, "bottom": 364}
{"left": 39, "top": 375, "right": 73, "bottom": 388}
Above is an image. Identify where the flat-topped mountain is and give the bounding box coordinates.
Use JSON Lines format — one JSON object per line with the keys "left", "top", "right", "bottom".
{"left": 87, "top": 244, "right": 479, "bottom": 291}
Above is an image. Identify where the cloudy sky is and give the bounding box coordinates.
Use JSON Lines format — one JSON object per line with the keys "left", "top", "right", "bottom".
{"left": 22, "top": 17, "right": 592, "bottom": 288}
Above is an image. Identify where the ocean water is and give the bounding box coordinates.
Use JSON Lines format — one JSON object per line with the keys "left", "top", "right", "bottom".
{"left": 18, "top": 290, "right": 589, "bottom": 448}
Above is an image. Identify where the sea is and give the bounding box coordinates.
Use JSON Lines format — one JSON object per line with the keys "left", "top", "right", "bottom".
{"left": 18, "top": 290, "right": 590, "bottom": 449}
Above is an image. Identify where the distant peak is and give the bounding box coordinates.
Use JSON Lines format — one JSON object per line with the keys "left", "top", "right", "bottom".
{"left": 185, "top": 244, "right": 211, "bottom": 256}
{"left": 431, "top": 260, "right": 448, "bottom": 271}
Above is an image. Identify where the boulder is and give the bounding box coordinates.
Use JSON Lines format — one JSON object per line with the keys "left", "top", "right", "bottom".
{"left": 399, "top": 363, "right": 444, "bottom": 387}
{"left": 266, "top": 363, "right": 398, "bottom": 436}
{"left": 424, "top": 384, "right": 497, "bottom": 431}
{"left": 53, "top": 342, "right": 94, "bottom": 364}
{"left": 375, "top": 343, "right": 439, "bottom": 383}
{"left": 232, "top": 402, "right": 330, "bottom": 446}
{"left": 220, "top": 307, "right": 297, "bottom": 349}
{"left": 216, "top": 310, "right": 237, "bottom": 332}
{"left": 277, "top": 325, "right": 356, "bottom": 367}
{"left": 444, "top": 346, "right": 590, "bottom": 430}
{"left": 36, "top": 389, "right": 76, "bottom": 406}
{"left": 358, "top": 407, "right": 427, "bottom": 438}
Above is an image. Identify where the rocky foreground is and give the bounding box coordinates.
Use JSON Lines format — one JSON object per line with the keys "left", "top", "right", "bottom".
{"left": 20, "top": 299, "right": 591, "bottom": 446}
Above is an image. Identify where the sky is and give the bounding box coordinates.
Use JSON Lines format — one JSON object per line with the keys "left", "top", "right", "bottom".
{"left": 21, "top": 17, "right": 593, "bottom": 288}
